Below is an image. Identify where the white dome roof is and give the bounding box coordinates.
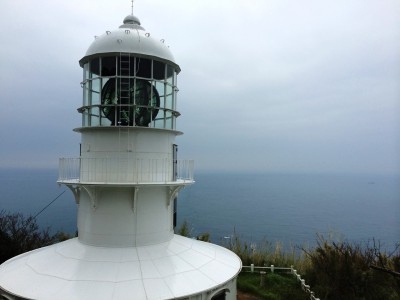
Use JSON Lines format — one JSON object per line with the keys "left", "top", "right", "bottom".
{"left": 80, "top": 15, "right": 180, "bottom": 72}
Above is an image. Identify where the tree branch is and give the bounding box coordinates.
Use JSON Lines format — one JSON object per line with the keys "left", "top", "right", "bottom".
{"left": 369, "top": 264, "right": 400, "bottom": 278}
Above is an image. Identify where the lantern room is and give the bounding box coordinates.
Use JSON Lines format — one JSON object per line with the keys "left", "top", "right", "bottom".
{"left": 78, "top": 15, "right": 180, "bottom": 129}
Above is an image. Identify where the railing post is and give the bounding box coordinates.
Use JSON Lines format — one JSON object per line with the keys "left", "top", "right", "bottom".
{"left": 78, "top": 157, "right": 81, "bottom": 182}
{"left": 58, "top": 158, "right": 62, "bottom": 180}
{"left": 250, "top": 264, "right": 254, "bottom": 273}
{"left": 259, "top": 271, "right": 266, "bottom": 287}
{"left": 270, "top": 265, "right": 274, "bottom": 273}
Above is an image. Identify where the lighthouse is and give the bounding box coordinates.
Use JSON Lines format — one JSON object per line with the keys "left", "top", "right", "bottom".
{"left": 0, "top": 11, "right": 241, "bottom": 300}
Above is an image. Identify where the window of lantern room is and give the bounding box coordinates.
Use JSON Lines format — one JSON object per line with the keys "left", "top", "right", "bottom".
{"left": 80, "top": 55, "right": 178, "bottom": 129}
{"left": 82, "top": 63, "right": 90, "bottom": 126}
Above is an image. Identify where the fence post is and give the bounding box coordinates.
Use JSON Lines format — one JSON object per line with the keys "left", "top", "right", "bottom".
{"left": 270, "top": 265, "right": 274, "bottom": 273}
{"left": 250, "top": 264, "right": 254, "bottom": 273}
{"left": 259, "top": 271, "right": 266, "bottom": 287}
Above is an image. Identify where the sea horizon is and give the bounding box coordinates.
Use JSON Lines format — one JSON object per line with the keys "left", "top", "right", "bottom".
{"left": 1, "top": 167, "right": 399, "bottom": 252}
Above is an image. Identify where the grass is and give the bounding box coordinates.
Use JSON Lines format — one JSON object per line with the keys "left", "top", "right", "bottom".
{"left": 237, "top": 272, "right": 309, "bottom": 300}
{"left": 225, "top": 231, "right": 312, "bottom": 274}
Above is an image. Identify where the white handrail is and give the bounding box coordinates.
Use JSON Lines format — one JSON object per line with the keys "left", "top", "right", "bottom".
{"left": 58, "top": 157, "right": 194, "bottom": 184}
{"left": 242, "top": 264, "right": 320, "bottom": 300}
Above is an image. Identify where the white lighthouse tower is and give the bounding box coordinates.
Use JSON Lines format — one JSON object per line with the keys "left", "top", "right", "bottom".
{"left": 0, "top": 12, "right": 241, "bottom": 300}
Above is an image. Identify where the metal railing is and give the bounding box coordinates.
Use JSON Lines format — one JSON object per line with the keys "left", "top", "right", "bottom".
{"left": 58, "top": 157, "right": 194, "bottom": 184}
{"left": 242, "top": 264, "right": 320, "bottom": 300}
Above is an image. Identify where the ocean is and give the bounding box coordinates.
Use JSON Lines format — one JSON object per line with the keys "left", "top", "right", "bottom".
{"left": 178, "top": 172, "right": 400, "bottom": 251}
{"left": 0, "top": 169, "right": 399, "bottom": 251}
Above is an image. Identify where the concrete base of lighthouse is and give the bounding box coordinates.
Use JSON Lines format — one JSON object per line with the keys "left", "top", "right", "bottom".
{"left": 0, "top": 235, "right": 241, "bottom": 300}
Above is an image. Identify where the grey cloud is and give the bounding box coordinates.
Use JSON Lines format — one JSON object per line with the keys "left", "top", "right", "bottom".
{"left": 1, "top": 0, "right": 399, "bottom": 174}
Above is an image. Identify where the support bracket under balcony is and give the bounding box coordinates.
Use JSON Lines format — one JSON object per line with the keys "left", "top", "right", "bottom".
{"left": 131, "top": 187, "right": 139, "bottom": 213}
{"left": 80, "top": 186, "right": 99, "bottom": 210}
{"left": 168, "top": 186, "right": 183, "bottom": 207}
{"left": 65, "top": 184, "right": 81, "bottom": 205}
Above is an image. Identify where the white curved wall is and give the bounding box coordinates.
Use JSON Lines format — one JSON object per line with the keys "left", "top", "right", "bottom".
{"left": 78, "top": 186, "right": 174, "bottom": 247}
{"left": 80, "top": 127, "right": 178, "bottom": 157}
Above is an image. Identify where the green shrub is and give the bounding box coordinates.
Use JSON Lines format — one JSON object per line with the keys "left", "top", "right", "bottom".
{"left": 176, "top": 220, "right": 192, "bottom": 237}
{"left": 176, "top": 223, "right": 400, "bottom": 299}
{"left": 302, "top": 234, "right": 400, "bottom": 300}
{"left": 0, "top": 210, "right": 72, "bottom": 264}
{"left": 225, "top": 231, "right": 310, "bottom": 273}
{"left": 176, "top": 220, "right": 210, "bottom": 242}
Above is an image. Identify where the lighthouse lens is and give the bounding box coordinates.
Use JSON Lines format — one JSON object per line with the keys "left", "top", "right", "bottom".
{"left": 101, "top": 79, "right": 160, "bottom": 126}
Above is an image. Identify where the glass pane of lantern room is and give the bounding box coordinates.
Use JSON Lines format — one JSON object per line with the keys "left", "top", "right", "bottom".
{"left": 83, "top": 110, "right": 89, "bottom": 126}
{"left": 84, "top": 63, "right": 89, "bottom": 81}
{"left": 129, "top": 55, "right": 135, "bottom": 76}
{"left": 101, "top": 78, "right": 116, "bottom": 126}
{"left": 153, "top": 60, "right": 165, "bottom": 80}
{"left": 135, "top": 57, "right": 151, "bottom": 78}
{"left": 83, "top": 63, "right": 89, "bottom": 106}
{"left": 165, "top": 111, "right": 173, "bottom": 129}
{"left": 165, "top": 85, "right": 173, "bottom": 109}
{"left": 90, "top": 58, "right": 100, "bottom": 77}
{"left": 83, "top": 83, "right": 89, "bottom": 106}
{"left": 154, "top": 81, "right": 165, "bottom": 108}
{"left": 101, "top": 56, "right": 117, "bottom": 76}
{"left": 91, "top": 79, "right": 101, "bottom": 105}
{"left": 154, "top": 118, "right": 163, "bottom": 129}
{"left": 100, "top": 111, "right": 111, "bottom": 126}
{"left": 90, "top": 107, "right": 100, "bottom": 126}
{"left": 166, "top": 65, "right": 174, "bottom": 85}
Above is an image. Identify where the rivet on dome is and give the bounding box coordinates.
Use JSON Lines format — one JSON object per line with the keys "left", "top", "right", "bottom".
{"left": 106, "top": 31, "right": 111, "bottom": 35}
{"left": 145, "top": 33, "right": 150, "bottom": 37}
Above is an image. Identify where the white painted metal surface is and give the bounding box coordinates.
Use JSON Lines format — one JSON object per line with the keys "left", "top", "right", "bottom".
{"left": 81, "top": 15, "right": 178, "bottom": 71}
{"left": 57, "top": 127, "right": 194, "bottom": 185}
{"left": 0, "top": 235, "right": 241, "bottom": 300}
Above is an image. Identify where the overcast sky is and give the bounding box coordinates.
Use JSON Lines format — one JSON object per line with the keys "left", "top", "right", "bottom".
{"left": 1, "top": 0, "right": 399, "bottom": 174}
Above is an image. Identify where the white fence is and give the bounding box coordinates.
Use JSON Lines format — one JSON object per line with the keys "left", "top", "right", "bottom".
{"left": 242, "top": 264, "right": 320, "bottom": 300}
{"left": 58, "top": 157, "right": 194, "bottom": 184}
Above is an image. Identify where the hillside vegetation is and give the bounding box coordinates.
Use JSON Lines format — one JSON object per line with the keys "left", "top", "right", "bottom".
{"left": 1, "top": 214, "right": 399, "bottom": 299}
{"left": 178, "top": 221, "right": 400, "bottom": 300}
